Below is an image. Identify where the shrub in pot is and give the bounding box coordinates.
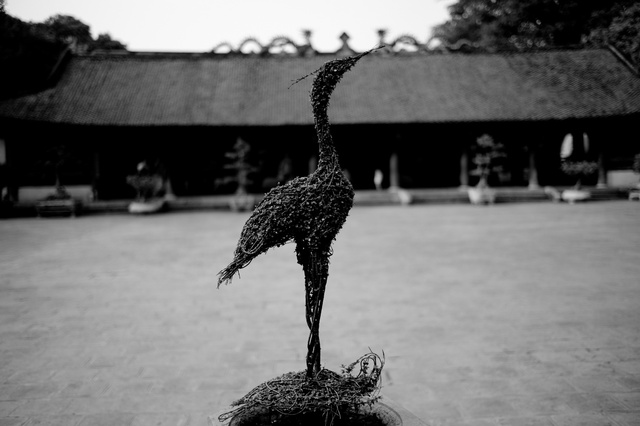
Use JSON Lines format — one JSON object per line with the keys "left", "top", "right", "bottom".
{"left": 467, "top": 134, "right": 505, "bottom": 205}
{"left": 126, "top": 161, "right": 166, "bottom": 214}
{"left": 35, "top": 144, "right": 82, "bottom": 217}
{"left": 559, "top": 133, "right": 598, "bottom": 203}
{"left": 218, "top": 138, "right": 258, "bottom": 212}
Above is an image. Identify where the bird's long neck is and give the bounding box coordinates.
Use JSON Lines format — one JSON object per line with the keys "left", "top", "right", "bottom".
{"left": 309, "top": 49, "right": 379, "bottom": 173}
{"left": 314, "top": 105, "right": 338, "bottom": 170}
{"left": 311, "top": 72, "right": 340, "bottom": 171}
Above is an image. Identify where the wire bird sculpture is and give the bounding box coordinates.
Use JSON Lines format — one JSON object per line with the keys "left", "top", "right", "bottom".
{"left": 218, "top": 48, "right": 381, "bottom": 379}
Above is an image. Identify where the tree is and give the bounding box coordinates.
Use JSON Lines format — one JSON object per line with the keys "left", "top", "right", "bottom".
{"left": 0, "top": 12, "right": 67, "bottom": 98}
{"left": 92, "top": 33, "right": 127, "bottom": 51}
{"left": 43, "top": 14, "right": 92, "bottom": 45}
{"left": 1, "top": 11, "right": 127, "bottom": 98}
{"left": 433, "top": 0, "right": 639, "bottom": 61}
{"left": 586, "top": 3, "right": 640, "bottom": 65}
{"left": 41, "top": 14, "right": 126, "bottom": 52}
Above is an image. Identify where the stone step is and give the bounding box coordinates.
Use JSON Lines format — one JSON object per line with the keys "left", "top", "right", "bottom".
{"left": 3, "top": 187, "right": 632, "bottom": 218}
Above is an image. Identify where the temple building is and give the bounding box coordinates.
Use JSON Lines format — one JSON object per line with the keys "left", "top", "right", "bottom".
{"left": 1, "top": 33, "right": 639, "bottom": 203}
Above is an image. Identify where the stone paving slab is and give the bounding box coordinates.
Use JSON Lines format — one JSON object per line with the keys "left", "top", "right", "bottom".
{"left": 0, "top": 201, "right": 639, "bottom": 426}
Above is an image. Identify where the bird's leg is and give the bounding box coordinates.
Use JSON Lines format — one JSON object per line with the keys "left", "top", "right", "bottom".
{"left": 297, "top": 244, "right": 330, "bottom": 378}
{"left": 306, "top": 251, "right": 328, "bottom": 378}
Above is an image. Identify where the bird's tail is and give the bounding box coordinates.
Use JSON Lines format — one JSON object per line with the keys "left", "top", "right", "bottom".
{"left": 217, "top": 262, "right": 239, "bottom": 287}
{"left": 218, "top": 231, "right": 266, "bottom": 287}
{"left": 217, "top": 255, "right": 253, "bottom": 288}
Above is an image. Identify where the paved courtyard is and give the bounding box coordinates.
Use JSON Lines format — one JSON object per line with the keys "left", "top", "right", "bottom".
{"left": 0, "top": 201, "right": 639, "bottom": 426}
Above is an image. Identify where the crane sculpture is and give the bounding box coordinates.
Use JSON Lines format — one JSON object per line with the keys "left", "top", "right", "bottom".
{"left": 218, "top": 48, "right": 380, "bottom": 378}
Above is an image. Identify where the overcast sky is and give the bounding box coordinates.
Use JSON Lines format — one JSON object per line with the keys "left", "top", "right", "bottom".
{"left": 6, "top": 0, "right": 455, "bottom": 53}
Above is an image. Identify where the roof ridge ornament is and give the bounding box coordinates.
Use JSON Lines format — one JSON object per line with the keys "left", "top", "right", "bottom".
{"left": 238, "top": 37, "right": 265, "bottom": 54}
{"left": 336, "top": 32, "right": 356, "bottom": 57}
{"left": 299, "top": 29, "right": 316, "bottom": 57}
{"left": 267, "top": 36, "right": 299, "bottom": 55}
{"left": 209, "top": 31, "right": 469, "bottom": 57}
{"left": 377, "top": 29, "right": 387, "bottom": 46}
{"left": 390, "top": 34, "right": 424, "bottom": 53}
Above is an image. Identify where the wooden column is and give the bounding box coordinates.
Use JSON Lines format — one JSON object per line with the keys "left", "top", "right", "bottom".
{"left": 164, "top": 177, "right": 176, "bottom": 199}
{"left": 0, "top": 138, "right": 6, "bottom": 201}
{"left": 597, "top": 150, "right": 608, "bottom": 188}
{"left": 92, "top": 150, "right": 100, "bottom": 200}
{"left": 528, "top": 144, "right": 540, "bottom": 190}
{"left": 459, "top": 147, "right": 469, "bottom": 188}
{"left": 389, "top": 151, "right": 399, "bottom": 190}
{"left": 0, "top": 138, "right": 6, "bottom": 165}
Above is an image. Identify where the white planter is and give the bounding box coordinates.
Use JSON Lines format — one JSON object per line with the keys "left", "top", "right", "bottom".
{"left": 128, "top": 199, "right": 166, "bottom": 214}
{"left": 19, "top": 185, "right": 93, "bottom": 202}
{"left": 561, "top": 189, "right": 591, "bottom": 204}
{"left": 36, "top": 199, "right": 81, "bottom": 217}
{"left": 468, "top": 187, "right": 496, "bottom": 205}
{"left": 229, "top": 194, "right": 256, "bottom": 212}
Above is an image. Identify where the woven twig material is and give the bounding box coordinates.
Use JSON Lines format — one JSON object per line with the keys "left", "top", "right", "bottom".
{"left": 217, "top": 49, "right": 383, "bottom": 424}
{"left": 218, "top": 352, "right": 385, "bottom": 425}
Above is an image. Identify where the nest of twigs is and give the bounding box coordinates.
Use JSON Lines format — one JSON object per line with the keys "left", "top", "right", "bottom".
{"left": 218, "top": 352, "right": 385, "bottom": 425}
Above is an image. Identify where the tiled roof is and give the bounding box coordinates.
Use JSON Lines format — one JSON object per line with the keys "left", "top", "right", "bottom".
{"left": 0, "top": 48, "right": 639, "bottom": 126}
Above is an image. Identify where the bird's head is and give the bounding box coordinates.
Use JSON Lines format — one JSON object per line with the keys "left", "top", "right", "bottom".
{"left": 319, "top": 49, "right": 376, "bottom": 78}
{"left": 290, "top": 45, "right": 384, "bottom": 102}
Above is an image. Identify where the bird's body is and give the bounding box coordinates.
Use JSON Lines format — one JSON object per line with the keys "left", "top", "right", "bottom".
{"left": 217, "top": 168, "right": 353, "bottom": 283}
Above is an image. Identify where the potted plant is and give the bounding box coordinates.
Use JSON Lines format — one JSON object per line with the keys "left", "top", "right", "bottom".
{"left": 215, "top": 48, "right": 412, "bottom": 426}
{"left": 35, "top": 184, "right": 80, "bottom": 217}
{"left": 559, "top": 133, "right": 598, "bottom": 204}
{"left": 220, "top": 138, "right": 258, "bottom": 212}
{"left": 467, "top": 133, "right": 505, "bottom": 205}
{"left": 126, "top": 161, "right": 166, "bottom": 214}
{"left": 35, "top": 144, "right": 81, "bottom": 217}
